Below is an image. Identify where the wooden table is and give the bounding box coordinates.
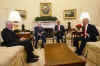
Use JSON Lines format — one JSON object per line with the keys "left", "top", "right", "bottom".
{"left": 16, "top": 32, "right": 31, "bottom": 38}
{"left": 72, "top": 32, "right": 83, "bottom": 38}
{"left": 44, "top": 44, "right": 86, "bottom": 66}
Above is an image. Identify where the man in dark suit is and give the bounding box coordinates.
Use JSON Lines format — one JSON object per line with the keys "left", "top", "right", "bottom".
{"left": 55, "top": 20, "right": 65, "bottom": 43}
{"left": 1, "top": 21, "right": 39, "bottom": 63}
{"left": 73, "top": 18, "right": 99, "bottom": 55}
{"left": 34, "top": 23, "right": 46, "bottom": 49}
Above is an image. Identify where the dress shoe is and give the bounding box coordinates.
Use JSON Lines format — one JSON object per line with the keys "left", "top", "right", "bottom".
{"left": 27, "top": 58, "right": 38, "bottom": 63}
{"left": 77, "top": 52, "right": 82, "bottom": 56}
{"left": 75, "top": 51, "right": 78, "bottom": 53}
{"left": 75, "top": 51, "right": 82, "bottom": 56}
{"left": 32, "top": 55, "right": 39, "bottom": 58}
{"left": 35, "top": 46, "right": 38, "bottom": 49}
{"left": 41, "top": 45, "right": 44, "bottom": 48}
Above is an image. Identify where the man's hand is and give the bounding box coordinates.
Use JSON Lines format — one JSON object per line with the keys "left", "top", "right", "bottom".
{"left": 85, "top": 33, "right": 89, "bottom": 36}
{"left": 20, "top": 37, "right": 26, "bottom": 41}
{"left": 81, "top": 33, "right": 89, "bottom": 38}
{"left": 38, "top": 33, "right": 42, "bottom": 36}
{"left": 84, "top": 33, "right": 89, "bottom": 38}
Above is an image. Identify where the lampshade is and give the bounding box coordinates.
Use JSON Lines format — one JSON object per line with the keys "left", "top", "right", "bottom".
{"left": 8, "top": 10, "right": 22, "bottom": 22}
{"left": 80, "top": 12, "right": 90, "bottom": 22}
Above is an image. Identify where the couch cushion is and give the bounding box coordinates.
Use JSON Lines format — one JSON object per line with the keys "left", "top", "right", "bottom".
{"left": 87, "top": 41, "right": 100, "bottom": 65}
{"left": 0, "top": 46, "right": 24, "bottom": 66}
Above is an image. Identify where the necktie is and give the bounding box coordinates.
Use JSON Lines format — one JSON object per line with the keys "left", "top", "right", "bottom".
{"left": 83, "top": 26, "right": 86, "bottom": 37}
{"left": 58, "top": 25, "right": 60, "bottom": 31}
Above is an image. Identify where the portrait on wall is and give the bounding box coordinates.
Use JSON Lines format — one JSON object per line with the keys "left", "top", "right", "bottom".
{"left": 40, "top": 3, "right": 52, "bottom": 16}
{"left": 16, "top": 9, "right": 26, "bottom": 19}
{"left": 64, "top": 9, "right": 77, "bottom": 19}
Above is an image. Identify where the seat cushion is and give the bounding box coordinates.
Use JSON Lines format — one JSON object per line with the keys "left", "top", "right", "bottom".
{"left": 87, "top": 41, "right": 100, "bottom": 65}
{"left": 0, "top": 46, "right": 24, "bottom": 66}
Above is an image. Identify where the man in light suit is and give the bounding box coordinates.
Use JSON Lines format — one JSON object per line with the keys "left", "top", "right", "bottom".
{"left": 73, "top": 18, "right": 99, "bottom": 55}
{"left": 34, "top": 23, "right": 46, "bottom": 49}
{"left": 55, "top": 20, "right": 65, "bottom": 43}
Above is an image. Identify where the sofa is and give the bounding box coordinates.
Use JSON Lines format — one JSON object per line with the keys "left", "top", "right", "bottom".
{"left": 86, "top": 41, "right": 100, "bottom": 66}
{"left": 0, "top": 46, "right": 27, "bottom": 66}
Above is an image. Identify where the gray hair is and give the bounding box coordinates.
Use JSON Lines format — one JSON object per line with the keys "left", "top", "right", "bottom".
{"left": 80, "top": 12, "right": 91, "bottom": 24}
{"left": 5, "top": 21, "right": 12, "bottom": 25}
{"left": 82, "top": 18, "right": 90, "bottom": 24}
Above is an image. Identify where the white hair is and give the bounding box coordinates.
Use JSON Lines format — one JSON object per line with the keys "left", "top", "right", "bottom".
{"left": 5, "top": 21, "right": 12, "bottom": 26}
{"left": 80, "top": 12, "right": 91, "bottom": 24}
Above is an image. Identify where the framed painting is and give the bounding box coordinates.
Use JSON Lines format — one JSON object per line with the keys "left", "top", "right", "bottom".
{"left": 64, "top": 9, "right": 77, "bottom": 19}
{"left": 16, "top": 9, "right": 26, "bottom": 19}
{"left": 40, "top": 3, "right": 52, "bottom": 16}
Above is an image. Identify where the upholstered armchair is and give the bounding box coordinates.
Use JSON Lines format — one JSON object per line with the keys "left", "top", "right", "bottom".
{"left": 85, "top": 42, "right": 100, "bottom": 66}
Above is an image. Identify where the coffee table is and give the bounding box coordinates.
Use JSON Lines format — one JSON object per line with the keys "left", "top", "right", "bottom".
{"left": 44, "top": 44, "right": 86, "bottom": 66}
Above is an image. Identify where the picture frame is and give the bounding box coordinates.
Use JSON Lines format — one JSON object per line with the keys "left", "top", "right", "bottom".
{"left": 40, "top": 3, "right": 52, "bottom": 16}
{"left": 16, "top": 9, "right": 26, "bottom": 19}
{"left": 64, "top": 9, "right": 77, "bottom": 19}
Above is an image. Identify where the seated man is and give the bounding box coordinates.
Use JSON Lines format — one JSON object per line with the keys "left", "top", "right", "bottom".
{"left": 34, "top": 23, "right": 46, "bottom": 49}
{"left": 73, "top": 17, "right": 99, "bottom": 55}
{"left": 1, "top": 21, "right": 39, "bottom": 63}
{"left": 54, "top": 20, "right": 65, "bottom": 43}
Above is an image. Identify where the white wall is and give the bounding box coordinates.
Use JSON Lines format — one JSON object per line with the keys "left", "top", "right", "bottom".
{"left": 0, "top": 0, "right": 100, "bottom": 30}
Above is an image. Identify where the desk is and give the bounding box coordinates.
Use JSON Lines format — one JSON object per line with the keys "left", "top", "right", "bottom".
{"left": 44, "top": 44, "right": 86, "bottom": 66}
{"left": 16, "top": 32, "right": 31, "bottom": 38}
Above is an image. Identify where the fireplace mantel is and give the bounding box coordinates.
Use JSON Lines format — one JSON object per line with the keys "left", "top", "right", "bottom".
{"left": 34, "top": 21, "right": 56, "bottom": 37}
{"left": 35, "top": 21, "right": 56, "bottom": 29}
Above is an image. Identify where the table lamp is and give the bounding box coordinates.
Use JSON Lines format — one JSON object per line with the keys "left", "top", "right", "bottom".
{"left": 8, "top": 10, "right": 22, "bottom": 30}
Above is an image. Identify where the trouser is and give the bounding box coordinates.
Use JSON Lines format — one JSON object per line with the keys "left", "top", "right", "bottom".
{"left": 2, "top": 39, "right": 34, "bottom": 61}
{"left": 56, "top": 35, "right": 64, "bottom": 43}
{"left": 73, "top": 36, "right": 97, "bottom": 54}
{"left": 73, "top": 37, "right": 87, "bottom": 54}
{"left": 34, "top": 35, "right": 46, "bottom": 48}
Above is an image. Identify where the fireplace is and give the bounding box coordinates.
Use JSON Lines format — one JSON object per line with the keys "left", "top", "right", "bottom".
{"left": 34, "top": 21, "right": 56, "bottom": 38}
{"left": 44, "top": 28, "right": 54, "bottom": 38}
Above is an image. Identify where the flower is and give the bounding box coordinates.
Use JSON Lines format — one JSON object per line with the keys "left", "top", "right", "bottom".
{"left": 76, "top": 24, "right": 82, "bottom": 28}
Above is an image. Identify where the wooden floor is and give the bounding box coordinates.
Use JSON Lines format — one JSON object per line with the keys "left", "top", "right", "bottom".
{"left": 27, "top": 44, "right": 90, "bottom": 66}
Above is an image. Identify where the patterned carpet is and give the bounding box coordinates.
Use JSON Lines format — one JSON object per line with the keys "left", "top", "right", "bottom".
{"left": 27, "top": 44, "right": 90, "bottom": 66}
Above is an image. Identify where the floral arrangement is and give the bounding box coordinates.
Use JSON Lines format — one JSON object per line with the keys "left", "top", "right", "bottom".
{"left": 75, "top": 24, "right": 82, "bottom": 30}
{"left": 76, "top": 24, "right": 82, "bottom": 28}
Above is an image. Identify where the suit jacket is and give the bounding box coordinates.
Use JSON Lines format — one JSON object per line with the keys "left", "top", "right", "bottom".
{"left": 82, "top": 24, "right": 99, "bottom": 41}
{"left": 55, "top": 25, "right": 65, "bottom": 36}
{"left": 34, "top": 26, "right": 44, "bottom": 37}
{"left": 1, "top": 28, "right": 19, "bottom": 43}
